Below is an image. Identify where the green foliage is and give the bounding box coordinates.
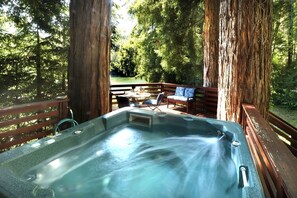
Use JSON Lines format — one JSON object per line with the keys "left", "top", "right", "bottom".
{"left": 271, "top": 61, "right": 297, "bottom": 109}
{"left": 4, "top": 0, "right": 64, "bottom": 32}
{"left": 110, "top": 1, "right": 137, "bottom": 77}
{"left": 1, "top": 0, "right": 297, "bottom": 111}
{"left": 271, "top": 0, "right": 297, "bottom": 109}
{"left": 129, "top": 0, "right": 204, "bottom": 84}
{"left": 0, "top": 0, "right": 69, "bottom": 108}
{"left": 111, "top": 1, "right": 121, "bottom": 52}
{"left": 112, "top": 42, "right": 137, "bottom": 77}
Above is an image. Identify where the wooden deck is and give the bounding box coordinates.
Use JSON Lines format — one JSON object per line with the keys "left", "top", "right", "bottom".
{"left": 110, "top": 83, "right": 218, "bottom": 117}
{"left": 113, "top": 103, "right": 215, "bottom": 118}
{"left": 1, "top": 83, "right": 297, "bottom": 197}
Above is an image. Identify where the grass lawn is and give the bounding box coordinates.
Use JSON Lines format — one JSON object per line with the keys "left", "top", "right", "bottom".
{"left": 110, "top": 76, "right": 147, "bottom": 85}
{"left": 269, "top": 105, "right": 297, "bottom": 128}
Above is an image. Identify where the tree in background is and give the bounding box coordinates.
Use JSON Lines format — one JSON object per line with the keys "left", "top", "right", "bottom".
{"left": 0, "top": 0, "right": 296, "bottom": 119}
{"left": 112, "top": 41, "right": 137, "bottom": 77}
{"left": 271, "top": 0, "right": 297, "bottom": 109}
{"left": 129, "top": 25, "right": 163, "bottom": 82}
{"left": 110, "top": 1, "right": 137, "bottom": 77}
{"left": 0, "top": 0, "right": 69, "bottom": 107}
{"left": 130, "top": 0, "right": 204, "bottom": 84}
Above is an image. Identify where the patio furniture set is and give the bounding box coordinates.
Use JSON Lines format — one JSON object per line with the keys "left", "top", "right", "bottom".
{"left": 116, "top": 86, "right": 196, "bottom": 112}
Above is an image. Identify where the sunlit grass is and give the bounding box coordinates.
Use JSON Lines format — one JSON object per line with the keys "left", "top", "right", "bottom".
{"left": 270, "top": 105, "right": 297, "bottom": 128}
{"left": 110, "top": 76, "right": 147, "bottom": 85}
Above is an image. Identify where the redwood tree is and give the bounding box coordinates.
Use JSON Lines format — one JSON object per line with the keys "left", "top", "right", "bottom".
{"left": 203, "top": 0, "right": 220, "bottom": 87}
{"left": 217, "top": 0, "right": 272, "bottom": 122}
{"left": 68, "top": 0, "right": 111, "bottom": 123}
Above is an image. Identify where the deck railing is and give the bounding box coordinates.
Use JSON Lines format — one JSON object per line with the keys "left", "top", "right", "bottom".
{"left": 1, "top": 84, "right": 297, "bottom": 197}
{"left": 241, "top": 104, "right": 297, "bottom": 198}
{"left": 268, "top": 112, "right": 297, "bottom": 157}
{"left": 2, "top": 83, "right": 296, "bottom": 154}
{"left": 110, "top": 83, "right": 163, "bottom": 110}
{"left": 110, "top": 83, "right": 218, "bottom": 117}
{"left": 0, "top": 97, "right": 68, "bottom": 151}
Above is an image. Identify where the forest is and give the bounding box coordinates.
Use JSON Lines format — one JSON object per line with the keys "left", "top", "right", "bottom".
{"left": 0, "top": 0, "right": 296, "bottom": 124}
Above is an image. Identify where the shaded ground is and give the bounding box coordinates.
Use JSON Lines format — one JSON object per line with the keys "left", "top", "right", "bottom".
{"left": 113, "top": 103, "right": 188, "bottom": 114}
{"left": 112, "top": 103, "right": 202, "bottom": 117}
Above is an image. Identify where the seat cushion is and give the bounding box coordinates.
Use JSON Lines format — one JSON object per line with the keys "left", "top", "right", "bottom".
{"left": 184, "top": 88, "right": 195, "bottom": 98}
{"left": 143, "top": 99, "right": 157, "bottom": 105}
{"left": 175, "top": 87, "right": 185, "bottom": 96}
{"left": 167, "top": 95, "right": 189, "bottom": 101}
{"left": 130, "top": 102, "right": 140, "bottom": 107}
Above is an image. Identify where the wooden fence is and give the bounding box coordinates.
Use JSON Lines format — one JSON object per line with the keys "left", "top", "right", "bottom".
{"left": 110, "top": 83, "right": 163, "bottom": 109}
{"left": 268, "top": 112, "right": 297, "bottom": 157}
{"left": 241, "top": 104, "right": 297, "bottom": 198}
{"left": 0, "top": 97, "right": 68, "bottom": 151}
{"left": 110, "top": 83, "right": 218, "bottom": 117}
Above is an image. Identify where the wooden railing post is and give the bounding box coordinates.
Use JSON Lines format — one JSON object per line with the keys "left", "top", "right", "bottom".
{"left": 160, "top": 83, "right": 164, "bottom": 93}
{"left": 0, "top": 98, "right": 69, "bottom": 151}
{"left": 241, "top": 104, "right": 297, "bottom": 198}
{"left": 109, "top": 92, "right": 113, "bottom": 112}
{"left": 268, "top": 112, "right": 297, "bottom": 157}
{"left": 56, "top": 96, "right": 69, "bottom": 120}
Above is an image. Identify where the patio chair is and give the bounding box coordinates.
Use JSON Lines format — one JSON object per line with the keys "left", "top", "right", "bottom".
{"left": 116, "top": 95, "right": 139, "bottom": 108}
{"left": 142, "top": 92, "right": 164, "bottom": 111}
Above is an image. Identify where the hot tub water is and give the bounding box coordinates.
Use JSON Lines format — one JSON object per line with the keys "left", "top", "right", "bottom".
{"left": 23, "top": 126, "right": 239, "bottom": 198}
{"left": 0, "top": 108, "right": 264, "bottom": 198}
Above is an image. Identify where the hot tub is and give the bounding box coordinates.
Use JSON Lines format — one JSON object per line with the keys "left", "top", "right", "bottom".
{"left": 0, "top": 108, "right": 264, "bottom": 198}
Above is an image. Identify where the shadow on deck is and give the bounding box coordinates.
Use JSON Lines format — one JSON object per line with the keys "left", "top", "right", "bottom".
{"left": 112, "top": 103, "right": 215, "bottom": 118}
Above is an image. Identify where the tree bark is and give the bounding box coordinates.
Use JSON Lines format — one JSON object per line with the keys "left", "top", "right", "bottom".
{"left": 203, "top": 0, "right": 220, "bottom": 88}
{"left": 287, "top": 0, "right": 294, "bottom": 68}
{"left": 68, "top": 0, "right": 111, "bottom": 123}
{"left": 217, "top": 0, "right": 272, "bottom": 122}
{"left": 36, "top": 29, "right": 42, "bottom": 100}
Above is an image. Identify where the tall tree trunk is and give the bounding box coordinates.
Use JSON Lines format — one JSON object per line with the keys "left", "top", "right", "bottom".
{"left": 69, "top": 0, "right": 111, "bottom": 123}
{"left": 36, "top": 29, "right": 42, "bottom": 100}
{"left": 203, "top": 0, "right": 220, "bottom": 87}
{"left": 62, "top": 73, "right": 66, "bottom": 92}
{"left": 217, "top": 0, "right": 272, "bottom": 122}
{"left": 287, "top": 0, "right": 294, "bottom": 67}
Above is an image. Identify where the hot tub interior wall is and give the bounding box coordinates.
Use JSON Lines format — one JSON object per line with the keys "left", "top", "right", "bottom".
{"left": 0, "top": 108, "right": 264, "bottom": 198}
{"left": 105, "top": 109, "right": 263, "bottom": 197}
{"left": 0, "top": 109, "right": 135, "bottom": 176}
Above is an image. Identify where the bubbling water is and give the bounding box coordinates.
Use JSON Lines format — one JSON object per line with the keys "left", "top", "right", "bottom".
{"left": 25, "top": 133, "right": 240, "bottom": 198}
{"left": 101, "top": 135, "right": 239, "bottom": 198}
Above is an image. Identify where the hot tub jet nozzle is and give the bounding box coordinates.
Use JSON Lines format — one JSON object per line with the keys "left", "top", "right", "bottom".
{"left": 240, "top": 166, "right": 249, "bottom": 187}
{"left": 217, "top": 130, "right": 226, "bottom": 141}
